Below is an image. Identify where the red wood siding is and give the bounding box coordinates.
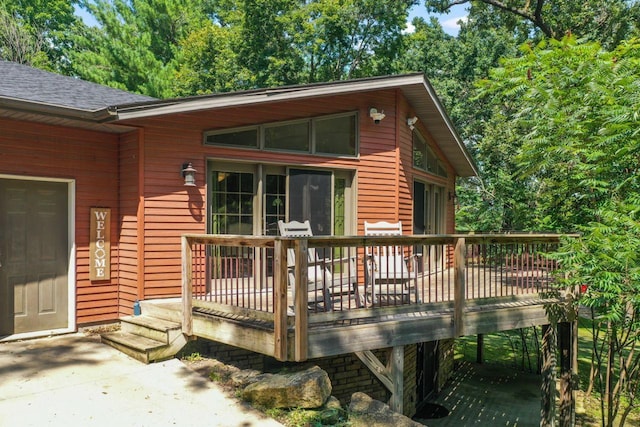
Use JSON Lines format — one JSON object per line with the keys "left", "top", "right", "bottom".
{"left": 117, "top": 90, "right": 412, "bottom": 296}
{"left": 115, "top": 89, "right": 464, "bottom": 298}
{"left": 1, "top": 86, "right": 464, "bottom": 321}
{"left": 0, "top": 118, "right": 120, "bottom": 325}
{"left": 397, "top": 92, "right": 415, "bottom": 233}
{"left": 118, "top": 129, "right": 142, "bottom": 313}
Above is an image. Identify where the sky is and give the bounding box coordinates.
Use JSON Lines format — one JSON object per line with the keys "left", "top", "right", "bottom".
{"left": 75, "top": 3, "right": 469, "bottom": 37}
{"left": 408, "top": 3, "right": 469, "bottom": 36}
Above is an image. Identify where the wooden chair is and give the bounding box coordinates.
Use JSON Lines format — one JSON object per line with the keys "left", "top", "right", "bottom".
{"left": 364, "top": 221, "right": 420, "bottom": 304}
{"left": 278, "top": 220, "right": 332, "bottom": 311}
{"left": 278, "top": 220, "right": 360, "bottom": 311}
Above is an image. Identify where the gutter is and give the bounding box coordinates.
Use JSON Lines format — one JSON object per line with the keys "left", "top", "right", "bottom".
{"left": 0, "top": 96, "right": 117, "bottom": 122}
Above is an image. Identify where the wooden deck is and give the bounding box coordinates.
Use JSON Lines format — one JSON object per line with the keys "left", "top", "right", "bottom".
{"left": 180, "top": 234, "right": 572, "bottom": 362}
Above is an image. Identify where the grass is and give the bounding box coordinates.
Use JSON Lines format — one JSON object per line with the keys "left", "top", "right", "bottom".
{"left": 266, "top": 407, "right": 350, "bottom": 427}
{"left": 182, "top": 352, "right": 204, "bottom": 362}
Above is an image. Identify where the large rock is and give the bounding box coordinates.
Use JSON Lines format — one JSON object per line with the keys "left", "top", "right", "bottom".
{"left": 230, "top": 369, "right": 262, "bottom": 387}
{"left": 241, "top": 365, "right": 332, "bottom": 409}
{"left": 348, "top": 392, "right": 423, "bottom": 427}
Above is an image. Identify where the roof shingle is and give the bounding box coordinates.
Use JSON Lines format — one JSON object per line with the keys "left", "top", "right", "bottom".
{"left": 0, "top": 61, "right": 154, "bottom": 111}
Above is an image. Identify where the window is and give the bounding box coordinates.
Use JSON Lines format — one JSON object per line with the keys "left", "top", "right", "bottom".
{"left": 265, "top": 122, "right": 309, "bottom": 152}
{"left": 211, "top": 171, "right": 254, "bottom": 235}
{"left": 264, "top": 174, "right": 286, "bottom": 236}
{"left": 413, "top": 131, "right": 447, "bottom": 177}
{"left": 209, "top": 162, "right": 354, "bottom": 237}
{"left": 315, "top": 115, "right": 356, "bottom": 156}
{"left": 205, "top": 127, "right": 258, "bottom": 148}
{"left": 204, "top": 112, "right": 358, "bottom": 157}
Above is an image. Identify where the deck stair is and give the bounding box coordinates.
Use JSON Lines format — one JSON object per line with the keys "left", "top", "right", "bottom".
{"left": 101, "top": 300, "right": 187, "bottom": 364}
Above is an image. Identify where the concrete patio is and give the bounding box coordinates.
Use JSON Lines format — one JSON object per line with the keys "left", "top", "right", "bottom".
{"left": 0, "top": 333, "right": 282, "bottom": 427}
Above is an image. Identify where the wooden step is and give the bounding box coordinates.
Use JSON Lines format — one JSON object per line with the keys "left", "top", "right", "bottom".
{"left": 120, "top": 315, "right": 181, "bottom": 344}
{"left": 138, "top": 299, "right": 182, "bottom": 323}
{"left": 101, "top": 331, "right": 166, "bottom": 364}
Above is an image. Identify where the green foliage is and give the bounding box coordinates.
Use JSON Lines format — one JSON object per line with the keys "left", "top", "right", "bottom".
{"left": 424, "top": 0, "right": 640, "bottom": 46}
{"left": 209, "top": 0, "right": 417, "bottom": 89}
{"left": 476, "top": 35, "right": 640, "bottom": 425}
{"left": 0, "top": 0, "right": 80, "bottom": 70}
{"left": 182, "top": 352, "right": 203, "bottom": 362}
{"left": 475, "top": 36, "right": 640, "bottom": 232}
{"left": 67, "top": 0, "right": 417, "bottom": 96}
{"left": 70, "top": 0, "right": 211, "bottom": 96}
{"left": 172, "top": 21, "right": 252, "bottom": 95}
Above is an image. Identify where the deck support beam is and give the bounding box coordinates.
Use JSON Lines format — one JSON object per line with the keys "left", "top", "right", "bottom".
{"left": 558, "top": 321, "right": 576, "bottom": 427}
{"left": 540, "top": 321, "right": 576, "bottom": 427}
{"left": 454, "top": 238, "right": 466, "bottom": 337}
{"left": 540, "top": 323, "right": 557, "bottom": 427}
{"left": 355, "top": 346, "right": 405, "bottom": 414}
{"left": 476, "top": 334, "right": 484, "bottom": 363}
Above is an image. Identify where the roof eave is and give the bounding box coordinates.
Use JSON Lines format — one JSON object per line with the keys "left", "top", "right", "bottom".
{"left": 108, "top": 74, "right": 477, "bottom": 177}
{"left": 0, "top": 96, "right": 116, "bottom": 122}
{"left": 109, "top": 74, "right": 428, "bottom": 121}
{"left": 409, "top": 79, "right": 478, "bottom": 178}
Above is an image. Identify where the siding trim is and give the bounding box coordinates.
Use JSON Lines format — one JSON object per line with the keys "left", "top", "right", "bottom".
{"left": 137, "top": 128, "right": 145, "bottom": 300}
{"left": 394, "top": 89, "right": 401, "bottom": 223}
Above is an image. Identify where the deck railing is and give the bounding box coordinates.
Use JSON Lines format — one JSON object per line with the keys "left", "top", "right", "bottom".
{"left": 181, "top": 233, "right": 568, "bottom": 360}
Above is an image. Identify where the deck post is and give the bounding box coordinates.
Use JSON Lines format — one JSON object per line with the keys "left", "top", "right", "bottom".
{"left": 558, "top": 321, "right": 575, "bottom": 427}
{"left": 540, "top": 323, "right": 557, "bottom": 427}
{"left": 454, "top": 237, "right": 466, "bottom": 337}
{"left": 476, "top": 334, "right": 484, "bottom": 363}
{"left": 389, "top": 346, "right": 405, "bottom": 414}
{"left": 181, "top": 235, "right": 193, "bottom": 336}
{"left": 273, "top": 239, "right": 288, "bottom": 361}
{"left": 294, "top": 239, "right": 309, "bottom": 361}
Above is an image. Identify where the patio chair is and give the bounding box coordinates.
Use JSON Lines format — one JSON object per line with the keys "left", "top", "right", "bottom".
{"left": 278, "top": 220, "right": 360, "bottom": 311}
{"left": 364, "top": 220, "right": 420, "bottom": 305}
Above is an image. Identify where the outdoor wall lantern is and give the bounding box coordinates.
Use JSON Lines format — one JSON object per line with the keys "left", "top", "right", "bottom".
{"left": 181, "top": 162, "right": 197, "bottom": 187}
{"left": 369, "top": 107, "right": 386, "bottom": 124}
{"left": 407, "top": 116, "right": 418, "bottom": 130}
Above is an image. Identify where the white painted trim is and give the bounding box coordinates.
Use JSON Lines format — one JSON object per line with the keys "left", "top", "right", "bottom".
{"left": 0, "top": 173, "right": 76, "bottom": 339}
{"left": 67, "top": 180, "right": 77, "bottom": 332}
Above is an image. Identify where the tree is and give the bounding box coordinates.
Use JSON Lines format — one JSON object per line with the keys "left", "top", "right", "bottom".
{"left": 397, "top": 11, "right": 525, "bottom": 231}
{"left": 423, "top": 0, "right": 640, "bottom": 47}
{"left": 71, "top": 0, "right": 417, "bottom": 96}
{"left": 477, "top": 35, "right": 640, "bottom": 425}
{"left": 0, "top": 0, "right": 81, "bottom": 71}
{"left": 209, "top": 0, "right": 417, "bottom": 88}
{"left": 70, "top": 0, "right": 212, "bottom": 97}
{"left": 172, "top": 21, "right": 253, "bottom": 95}
{"left": 0, "top": 9, "right": 48, "bottom": 67}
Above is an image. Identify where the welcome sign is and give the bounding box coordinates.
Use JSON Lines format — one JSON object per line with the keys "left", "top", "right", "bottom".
{"left": 90, "top": 207, "right": 111, "bottom": 281}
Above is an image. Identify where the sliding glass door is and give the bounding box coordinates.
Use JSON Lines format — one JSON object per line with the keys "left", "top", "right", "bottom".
{"left": 288, "top": 169, "right": 332, "bottom": 236}
{"left": 210, "top": 163, "right": 353, "bottom": 237}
